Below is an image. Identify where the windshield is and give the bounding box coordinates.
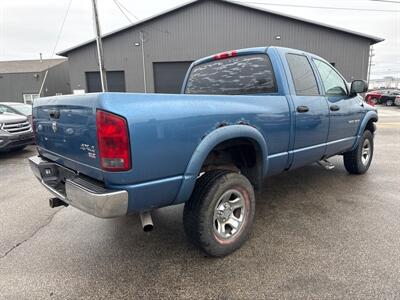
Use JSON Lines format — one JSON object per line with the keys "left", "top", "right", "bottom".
{"left": 9, "top": 104, "right": 32, "bottom": 116}
{"left": 185, "top": 54, "right": 277, "bottom": 95}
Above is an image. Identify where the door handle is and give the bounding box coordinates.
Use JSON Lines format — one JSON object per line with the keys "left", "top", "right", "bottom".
{"left": 330, "top": 105, "right": 340, "bottom": 112}
{"left": 297, "top": 105, "right": 309, "bottom": 113}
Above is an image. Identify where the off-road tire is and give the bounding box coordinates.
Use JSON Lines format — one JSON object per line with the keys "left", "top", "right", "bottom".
{"left": 183, "top": 170, "right": 255, "bottom": 257}
{"left": 343, "top": 130, "right": 374, "bottom": 174}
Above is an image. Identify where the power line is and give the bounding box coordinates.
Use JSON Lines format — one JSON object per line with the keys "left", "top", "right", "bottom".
{"left": 370, "top": 0, "right": 400, "bottom": 3}
{"left": 113, "top": 0, "right": 134, "bottom": 23}
{"left": 114, "top": 0, "right": 139, "bottom": 20}
{"left": 39, "top": 0, "right": 73, "bottom": 96}
{"left": 237, "top": 1, "right": 399, "bottom": 12}
{"left": 50, "top": 0, "right": 73, "bottom": 57}
{"left": 111, "top": 1, "right": 170, "bottom": 35}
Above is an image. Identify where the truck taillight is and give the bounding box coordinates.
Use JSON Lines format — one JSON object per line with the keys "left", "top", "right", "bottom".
{"left": 96, "top": 110, "right": 131, "bottom": 172}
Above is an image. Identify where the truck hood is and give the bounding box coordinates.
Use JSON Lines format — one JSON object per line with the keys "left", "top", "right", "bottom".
{"left": 0, "top": 112, "right": 27, "bottom": 123}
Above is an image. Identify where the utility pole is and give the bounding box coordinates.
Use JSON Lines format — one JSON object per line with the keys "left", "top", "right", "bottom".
{"left": 91, "top": 0, "right": 108, "bottom": 92}
{"left": 367, "top": 46, "right": 374, "bottom": 85}
{"left": 140, "top": 31, "right": 147, "bottom": 93}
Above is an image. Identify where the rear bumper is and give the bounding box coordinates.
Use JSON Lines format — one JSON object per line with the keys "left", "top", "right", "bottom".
{"left": 0, "top": 132, "right": 34, "bottom": 151}
{"left": 28, "top": 156, "right": 128, "bottom": 218}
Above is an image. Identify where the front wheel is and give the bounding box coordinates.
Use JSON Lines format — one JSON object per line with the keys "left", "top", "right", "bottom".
{"left": 370, "top": 98, "right": 378, "bottom": 105}
{"left": 183, "top": 170, "right": 255, "bottom": 257}
{"left": 343, "top": 130, "right": 374, "bottom": 174}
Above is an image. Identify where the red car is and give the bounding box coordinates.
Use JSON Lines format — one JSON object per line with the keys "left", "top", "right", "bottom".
{"left": 365, "top": 90, "right": 384, "bottom": 104}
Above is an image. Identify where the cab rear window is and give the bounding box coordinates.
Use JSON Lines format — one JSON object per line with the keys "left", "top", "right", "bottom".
{"left": 185, "top": 54, "right": 277, "bottom": 95}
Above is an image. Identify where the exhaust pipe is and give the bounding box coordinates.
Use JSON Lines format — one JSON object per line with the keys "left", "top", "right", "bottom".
{"left": 49, "top": 197, "right": 68, "bottom": 208}
{"left": 139, "top": 211, "right": 154, "bottom": 232}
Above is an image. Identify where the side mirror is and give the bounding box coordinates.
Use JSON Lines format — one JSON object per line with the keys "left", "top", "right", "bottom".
{"left": 350, "top": 80, "right": 368, "bottom": 95}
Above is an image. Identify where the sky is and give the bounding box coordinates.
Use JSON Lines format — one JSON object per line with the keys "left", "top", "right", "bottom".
{"left": 0, "top": 0, "right": 398, "bottom": 79}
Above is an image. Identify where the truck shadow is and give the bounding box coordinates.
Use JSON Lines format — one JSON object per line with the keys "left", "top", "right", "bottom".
{"left": 18, "top": 158, "right": 379, "bottom": 298}
{"left": 104, "top": 157, "right": 374, "bottom": 261}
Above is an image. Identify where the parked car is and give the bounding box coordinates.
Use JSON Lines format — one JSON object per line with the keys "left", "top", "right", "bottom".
{"left": 394, "top": 95, "right": 400, "bottom": 106}
{"left": 379, "top": 91, "right": 400, "bottom": 106}
{"left": 365, "top": 90, "right": 384, "bottom": 104}
{"left": 0, "top": 112, "right": 34, "bottom": 152}
{"left": 0, "top": 102, "right": 33, "bottom": 123}
{"left": 29, "top": 46, "right": 377, "bottom": 257}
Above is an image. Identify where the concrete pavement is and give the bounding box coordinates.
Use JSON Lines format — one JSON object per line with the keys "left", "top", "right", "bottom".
{"left": 0, "top": 106, "right": 399, "bottom": 299}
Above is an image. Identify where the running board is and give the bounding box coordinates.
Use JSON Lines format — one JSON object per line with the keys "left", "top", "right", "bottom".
{"left": 317, "top": 159, "right": 335, "bottom": 170}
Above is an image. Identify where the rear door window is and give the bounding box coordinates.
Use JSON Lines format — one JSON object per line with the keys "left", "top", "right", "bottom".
{"left": 185, "top": 54, "right": 277, "bottom": 95}
{"left": 286, "top": 54, "right": 319, "bottom": 96}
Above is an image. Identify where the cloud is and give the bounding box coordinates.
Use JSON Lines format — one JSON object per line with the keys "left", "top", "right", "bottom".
{"left": 0, "top": 0, "right": 398, "bottom": 78}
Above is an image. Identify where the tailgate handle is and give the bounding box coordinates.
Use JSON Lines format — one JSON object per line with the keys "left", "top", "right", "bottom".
{"left": 49, "top": 109, "right": 60, "bottom": 119}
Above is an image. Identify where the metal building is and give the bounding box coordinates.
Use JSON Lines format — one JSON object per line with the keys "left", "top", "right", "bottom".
{"left": 0, "top": 59, "right": 70, "bottom": 103}
{"left": 58, "top": 0, "right": 383, "bottom": 94}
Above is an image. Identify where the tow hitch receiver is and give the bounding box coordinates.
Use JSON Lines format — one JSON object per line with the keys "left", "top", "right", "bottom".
{"left": 49, "top": 197, "right": 69, "bottom": 208}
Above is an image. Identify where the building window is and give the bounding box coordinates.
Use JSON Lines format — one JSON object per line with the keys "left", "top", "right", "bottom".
{"left": 23, "top": 93, "right": 40, "bottom": 104}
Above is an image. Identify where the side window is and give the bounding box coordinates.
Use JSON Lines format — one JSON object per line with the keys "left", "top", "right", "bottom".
{"left": 0, "top": 105, "right": 11, "bottom": 113}
{"left": 286, "top": 54, "right": 319, "bottom": 96}
{"left": 313, "top": 59, "right": 347, "bottom": 96}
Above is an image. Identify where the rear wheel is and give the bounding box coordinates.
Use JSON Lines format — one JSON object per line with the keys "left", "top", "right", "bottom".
{"left": 386, "top": 99, "right": 394, "bottom": 106}
{"left": 183, "top": 170, "right": 255, "bottom": 257}
{"left": 343, "top": 130, "right": 374, "bottom": 174}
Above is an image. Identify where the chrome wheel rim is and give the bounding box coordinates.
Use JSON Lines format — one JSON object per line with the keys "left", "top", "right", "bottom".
{"left": 213, "top": 189, "right": 245, "bottom": 240}
{"left": 361, "top": 139, "right": 371, "bottom": 166}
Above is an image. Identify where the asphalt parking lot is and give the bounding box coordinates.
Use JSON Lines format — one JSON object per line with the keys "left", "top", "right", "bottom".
{"left": 1, "top": 106, "right": 399, "bottom": 299}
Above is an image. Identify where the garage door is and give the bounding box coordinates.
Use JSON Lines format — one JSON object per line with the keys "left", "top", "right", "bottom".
{"left": 153, "top": 62, "right": 193, "bottom": 94}
{"left": 86, "top": 71, "right": 126, "bottom": 93}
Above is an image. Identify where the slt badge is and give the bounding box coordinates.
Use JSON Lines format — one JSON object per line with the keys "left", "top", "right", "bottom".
{"left": 80, "top": 143, "right": 97, "bottom": 159}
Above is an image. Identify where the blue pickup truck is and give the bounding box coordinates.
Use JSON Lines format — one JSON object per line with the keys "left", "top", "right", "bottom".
{"left": 29, "top": 46, "right": 377, "bottom": 256}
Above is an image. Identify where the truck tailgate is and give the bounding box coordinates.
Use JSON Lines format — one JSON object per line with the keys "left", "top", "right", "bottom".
{"left": 33, "top": 94, "right": 101, "bottom": 178}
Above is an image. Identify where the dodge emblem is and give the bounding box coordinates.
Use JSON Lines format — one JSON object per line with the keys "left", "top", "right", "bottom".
{"left": 52, "top": 121, "right": 57, "bottom": 133}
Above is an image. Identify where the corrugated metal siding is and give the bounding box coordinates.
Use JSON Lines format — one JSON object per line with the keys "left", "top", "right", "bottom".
{"left": 66, "top": 0, "right": 372, "bottom": 93}
{"left": 0, "top": 73, "right": 42, "bottom": 102}
{"left": 0, "top": 61, "right": 70, "bottom": 102}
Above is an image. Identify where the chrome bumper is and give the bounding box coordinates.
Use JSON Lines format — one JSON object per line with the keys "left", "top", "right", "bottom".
{"left": 29, "top": 156, "right": 128, "bottom": 218}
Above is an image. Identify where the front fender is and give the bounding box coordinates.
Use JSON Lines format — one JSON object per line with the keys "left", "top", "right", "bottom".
{"left": 174, "top": 125, "right": 268, "bottom": 204}
{"left": 351, "top": 110, "right": 378, "bottom": 150}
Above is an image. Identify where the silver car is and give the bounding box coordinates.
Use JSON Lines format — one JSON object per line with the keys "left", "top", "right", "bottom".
{"left": 0, "top": 111, "right": 34, "bottom": 152}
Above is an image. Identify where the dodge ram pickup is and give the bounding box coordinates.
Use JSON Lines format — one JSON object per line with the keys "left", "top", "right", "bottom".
{"left": 29, "top": 46, "right": 378, "bottom": 256}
